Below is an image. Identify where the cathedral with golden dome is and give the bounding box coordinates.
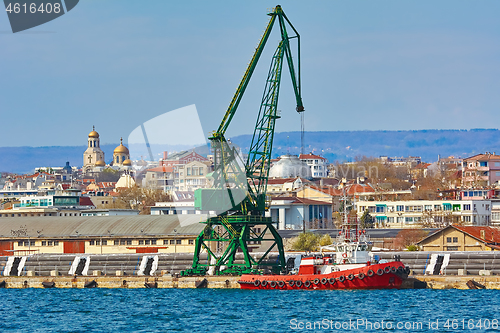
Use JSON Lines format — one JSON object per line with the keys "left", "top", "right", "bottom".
{"left": 83, "top": 126, "right": 105, "bottom": 174}
{"left": 112, "top": 138, "right": 131, "bottom": 168}
{"left": 83, "top": 127, "right": 132, "bottom": 174}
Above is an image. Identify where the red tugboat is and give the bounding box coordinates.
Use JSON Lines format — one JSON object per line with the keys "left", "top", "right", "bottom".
{"left": 238, "top": 203, "right": 409, "bottom": 290}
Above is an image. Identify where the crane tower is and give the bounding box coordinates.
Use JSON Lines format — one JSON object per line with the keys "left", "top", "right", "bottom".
{"left": 182, "top": 5, "right": 304, "bottom": 276}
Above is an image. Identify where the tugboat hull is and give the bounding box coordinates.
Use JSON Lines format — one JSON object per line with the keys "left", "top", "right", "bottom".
{"left": 238, "top": 261, "right": 408, "bottom": 290}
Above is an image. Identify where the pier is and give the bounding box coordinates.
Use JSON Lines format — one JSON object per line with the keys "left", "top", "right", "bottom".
{"left": 0, "top": 274, "right": 497, "bottom": 289}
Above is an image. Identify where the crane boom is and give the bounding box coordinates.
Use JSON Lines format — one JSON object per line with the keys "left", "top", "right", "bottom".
{"left": 216, "top": 6, "right": 303, "bottom": 137}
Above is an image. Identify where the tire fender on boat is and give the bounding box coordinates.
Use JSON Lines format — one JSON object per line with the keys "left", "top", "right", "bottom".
{"left": 253, "top": 280, "right": 260, "bottom": 287}
{"left": 329, "top": 277, "right": 336, "bottom": 284}
{"left": 347, "top": 274, "right": 354, "bottom": 281}
{"left": 367, "top": 269, "right": 374, "bottom": 277}
{"left": 321, "top": 278, "right": 328, "bottom": 285}
{"left": 261, "top": 280, "right": 268, "bottom": 287}
{"left": 338, "top": 275, "right": 345, "bottom": 283}
{"left": 270, "top": 281, "right": 277, "bottom": 288}
{"left": 376, "top": 268, "right": 384, "bottom": 276}
{"left": 358, "top": 272, "right": 365, "bottom": 280}
{"left": 289, "top": 280, "right": 295, "bottom": 287}
{"left": 304, "top": 280, "right": 311, "bottom": 288}
{"left": 391, "top": 266, "right": 397, "bottom": 273}
{"left": 384, "top": 266, "right": 391, "bottom": 274}
{"left": 295, "top": 280, "right": 303, "bottom": 287}
{"left": 278, "top": 281, "right": 285, "bottom": 288}
{"left": 313, "top": 278, "right": 320, "bottom": 285}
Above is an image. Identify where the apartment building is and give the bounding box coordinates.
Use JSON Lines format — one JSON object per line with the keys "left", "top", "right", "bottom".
{"left": 357, "top": 199, "right": 491, "bottom": 228}
{"left": 462, "top": 153, "right": 500, "bottom": 187}
{"left": 299, "top": 153, "right": 328, "bottom": 178}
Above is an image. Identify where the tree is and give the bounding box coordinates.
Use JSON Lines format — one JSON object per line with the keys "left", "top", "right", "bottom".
{"left": 360, "top": 210, "right": 374, "bottom": 229}
{"left": 319, "top": 234, "right": 333, "bottom": 246}
{"left": 393, "top": 229, "right": 428, "bottom": 250}
{"left": 291, "top": 232, "right": 320, "bottom": 252}
{"left": 406, "top": 244, "right": 419, "bottom": 251}
{"left": 111, "top": 185, "right": 172, "bottom": 214}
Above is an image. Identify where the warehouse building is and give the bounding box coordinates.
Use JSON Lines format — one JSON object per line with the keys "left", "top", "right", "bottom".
{"left": 0, "top": 215, "right": 206, "bottom": 256}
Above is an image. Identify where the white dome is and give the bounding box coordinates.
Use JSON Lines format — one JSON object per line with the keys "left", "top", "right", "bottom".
{"left": 269, "top": 154, "right": 311, "bottom": 179}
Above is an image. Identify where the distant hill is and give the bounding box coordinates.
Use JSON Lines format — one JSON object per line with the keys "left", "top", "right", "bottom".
{"left": 1, "top": 129, "right": 500, "bottom": 173}
{"left": 231, "top": 129, "right": 500, "bottom": 163}
{"left": 0, "top": 145, "right": 117, "bottom": 174}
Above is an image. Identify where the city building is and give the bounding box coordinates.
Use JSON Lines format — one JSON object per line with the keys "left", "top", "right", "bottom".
{"left": 0, "top": 194, "right": 95, "bottom": 218}
{"left": 0, "top": 215, "right": 204, "bottom": 256}
{"left": 159, "top": 150, "right": 208, "bottom": 167}
{"left": 462, "top": 152, "right": 500, "bottom": 187}
{"left": 173, "top": 160, "right": 211, "bottom": 192}
{"left": 356, "top": 199, "right": 491, "bottom": 228}
{"left": 2, "top": 172, "right": 51, "bottom": 191}
{"left": 438, "top": 155, "right": 463, "bottom": 171}
{"left": 417, "top": 225, "right": 500, "bottom": 251}
{"left": 379, "top": 156, "right": 422, "bottom": 167}
{"left": 299, "top": 153, "right": 328, "bottom": 178}
{"left": 268, "top": 197, "right": 333, "bottom": 230}
{"left": 143, "top": 165, "right": 174, "bottom": 191}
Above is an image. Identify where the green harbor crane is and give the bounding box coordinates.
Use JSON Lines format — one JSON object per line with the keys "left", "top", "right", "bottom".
{"left": 181, "top": 5, "right": 304, "bottom": 276}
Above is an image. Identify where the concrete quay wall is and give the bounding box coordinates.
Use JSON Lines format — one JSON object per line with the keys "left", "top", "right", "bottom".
{"left": 0, "top": 275, "right": 241, "bottom": 289}
{"left": 0, "top": 275, "right": 497, "bottom": 289}
{"left": 412, "top": 275, "right": 499, "bottom": 290}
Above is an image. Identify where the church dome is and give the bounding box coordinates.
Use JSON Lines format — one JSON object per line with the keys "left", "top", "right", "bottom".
{"left": 123, "top": 159, "right": 132, "bottom": 166}
{"left": 88, "top": 126, "right": 99, "bottom": 138}
{"left": 114, "top": 138, "right": 129, "bottom": 154}
{"left": 63, "top": 161, "right": 72, "bottom": 173}
{"left": 269, "top": 154, "right": 311, "bottom": 179}
{"left": 95, "top": 160, "right": 105, "bottom": 167}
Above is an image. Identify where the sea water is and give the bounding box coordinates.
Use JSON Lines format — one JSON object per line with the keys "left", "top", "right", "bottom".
{"left": 0, "top": 288, "right": 499, "bottom": 332}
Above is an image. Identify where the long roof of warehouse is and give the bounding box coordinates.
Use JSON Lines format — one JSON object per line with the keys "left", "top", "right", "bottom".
{"left": 0, "top": 215, "right": 208, "bottom": 238}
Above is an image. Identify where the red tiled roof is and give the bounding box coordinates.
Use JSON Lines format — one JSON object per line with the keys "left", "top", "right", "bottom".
{"left": 147, "top": 165, "right": 174, "bottom": 173}
{"left": 97, "top": 182, "right": 116, "bottom": 188}
{"left": 79, "top": 197, "right": 95, "bottom": 207}
{"left": 464, "top": 153, "right": 500, "bottom": 161}
{"left": 299, "top": 153, "right": 326, "bottom": 160}
{"left": 414, "top": 163, "right": 431, "bottom": 169}
{"left": 346, "top": 183, "right": 375, "bottom": 194}
{"left": 267, "top": 177, "right": 298, "bottom": 185}
{"left": 453, "top": 225, "right": 500, "bottom": 243}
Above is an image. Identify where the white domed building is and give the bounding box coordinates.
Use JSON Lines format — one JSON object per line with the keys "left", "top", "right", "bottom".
{"left": 269, "top": 154, "right": 311, "bottom": 179}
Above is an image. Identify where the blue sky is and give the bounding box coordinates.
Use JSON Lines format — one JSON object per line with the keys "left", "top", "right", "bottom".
{"left": 1, "top": 0, "right": 499, "bottom": 147}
